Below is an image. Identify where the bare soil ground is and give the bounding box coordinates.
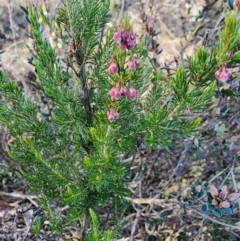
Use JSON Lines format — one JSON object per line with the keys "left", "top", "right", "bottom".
{"left": 0, "top": 0, "right": 240, "bottom": 240}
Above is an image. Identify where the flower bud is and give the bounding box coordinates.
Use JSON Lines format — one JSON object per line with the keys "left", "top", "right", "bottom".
{"left": 215, "top": 62, "right": 232, "bottom": 82}
{"left": 107, "top": 108, "right": 119, "bottom": 122}
{"left": 120, "top": 42, "right": 127, "bottom": 51}
{"left": 107, "top": 110, "right": 115, "bottom": 122}
{"left": 184, "top": 107, "right": 191, "bottom": 115}
{"left": 118, "top": 28, "right": 137, "bottom": 50}
{"left": 209, "top": 185, "right": 219, "bottom": 198}
{"left": 114, "top": 111, "right": 119, "bottom": 119}
{"left": 128, "top": 60, "right": 136, "bottom": 71}
{"left": 227, "top": 193, "right": 240, "bottom": 201}
{"left": 219, "top": 185, "right": 228, "bottom": 200}
{"left": 127, "top": 40, "right": 136, "bottom": 50}
{"left": 113, "top": 31, "right": 121, "bottom": 43}
{"left": 120, "top": 85, "right": 128, "bottom": 96}
{"left": 108, "top": 61, "right": 119, "bottom": 74}
{"left": 135, "top": 58, "right": 141, "bottom": 67}
{"left": 130, "top": 30, "right": 136, "bottom": 40}
{"left": 219, "top": 201, "right": 230, "bottom": 208}
{"left": 109, "top": 87, "right": 121, "bottom": 101}
{"left": 121, "top": 31, "right": 128, "bottom": 40}
{"left": 129, "top": 87, "right": 137, "bottom": 100}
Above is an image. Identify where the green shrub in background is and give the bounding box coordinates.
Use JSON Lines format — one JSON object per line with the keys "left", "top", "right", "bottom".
{"left": 0, "top": 1, "right": 239, "bottom": 239}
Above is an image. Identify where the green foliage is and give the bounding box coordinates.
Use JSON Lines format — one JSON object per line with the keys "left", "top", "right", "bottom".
{"left": 201, "top": 203, "right": 209, "bottom": 215}
{"left": 219, "top": 10, "right": 240, "bottom": 55}
{"left": 85, "top": 209, "right": 114, "bottom": 241}
{"left": 201, "top": 200, "right": 224, "bottom": 218}
{"left": 189, "top": 47, "right": 217, "bottom": 86}
{"left": 31, "top": 216, "right": 42, "bottom": 236}
{"left": 189, "top": 10, "right": 240, "bottom": 86}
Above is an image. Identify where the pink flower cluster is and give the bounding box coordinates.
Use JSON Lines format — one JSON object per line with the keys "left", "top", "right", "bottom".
{"left": 107, "top": 84, "right": 137, "bottom": 123}
{"left": 109, "top": 84, "right": 137, "bottom": 102}
{"left": 106, "top": 25, "right": 139, "bottom": 123}
{"left": 215, "top": 62, "right": 232, "bottom": 82}
{"left": 108, "top": 56, "right": 141, "bottom": 74}
{"left": 113, "top": 28, "right": 137, "bottom": 51}
{"left": 209, "top": 185, "right": 240, "bottom": 208}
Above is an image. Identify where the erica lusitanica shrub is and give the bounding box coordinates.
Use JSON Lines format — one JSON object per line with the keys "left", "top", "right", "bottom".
{"left": 0, "top": 0, "right": 240, "bottom": 239}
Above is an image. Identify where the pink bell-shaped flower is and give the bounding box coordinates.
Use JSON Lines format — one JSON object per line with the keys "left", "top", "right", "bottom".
{"left": 107, "top": 108, "right": 119, "bottom": 122}
{"left": 128, "top": 60, "right": 136, "bottom": 71}
{"left": 215, "top": 62, "right": 232, "bottom": 82}
{"left": 127, "top": 40, "right": 136, "bottom": 50}
{"left": 108, "top": 59, "right": 119, "bottom": 74}
{"left": 107, "top": 110, "right": 115, "bottom": 122}
{"left": 128, "top": 29, "right": 137, "bottom": 49}
{"left": 184, "top": 107, "right": 191, "bottom": 115}
{"left": 109, "top": 87, "right": 121, "bottom": 101}
{"left": 135, "top": 58, "right": 141, "bottom": 67}
{"left": 119, "top": 42, "right": 127, "bottom": 51}
{"left": 113, "top": 31, "right": 121, "bottom": 43}
{"left": 129, "top": 87, "right": 137, "bottom": 100}
{"left": 120, "top": 85, "right": 128, "bottom": 96}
